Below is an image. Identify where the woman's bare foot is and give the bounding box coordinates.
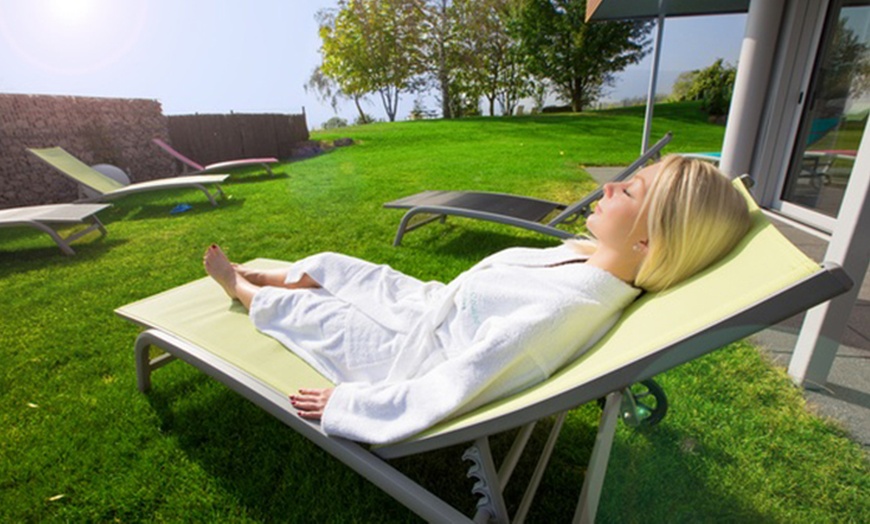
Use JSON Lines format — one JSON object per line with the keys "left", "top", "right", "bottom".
{"left": 204, "top": 244, "right": 240, "bottom": 299}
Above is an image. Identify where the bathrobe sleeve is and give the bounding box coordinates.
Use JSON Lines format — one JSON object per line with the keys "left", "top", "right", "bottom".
{"left": 321, "top": 266, "right": 638, "bottom": 444}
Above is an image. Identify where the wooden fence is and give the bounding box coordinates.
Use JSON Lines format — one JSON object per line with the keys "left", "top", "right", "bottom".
{"left": 166, "top": 112, "right": 309, "bottom": 166}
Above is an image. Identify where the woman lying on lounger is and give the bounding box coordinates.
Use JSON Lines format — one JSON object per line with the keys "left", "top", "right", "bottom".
{"left": 203, "top": 155, "right": 751, "bottom": 444}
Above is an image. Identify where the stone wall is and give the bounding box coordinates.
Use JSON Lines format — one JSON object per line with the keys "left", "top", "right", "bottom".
{"left": 0, "top": 94, "right": 175, "bottom": 208}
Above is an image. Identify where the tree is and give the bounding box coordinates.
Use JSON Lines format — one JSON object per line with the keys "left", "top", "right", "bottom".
{"left": 304, "top": 65, "right": 371, "bottom": 124}
{"left": 515, "top": 0, "right": 652, "bottom": 112}
{"left": 673, "top": 59, "right": 737, "bottom": 117}
{"left": 460, "top": 0, "right": 529, "bottom": 116}
{"left": 322, "top": 116, "right": 348, "bottom": 129}
{"left": 318, "top": 0, "right": 427, "bottom": 122}
{"left": 821, "top": 19, "right": 870, "bottom": 112}
{"left": 669, "top": 70, "right": 696, "bottom": 102}
{"left": 420, "top": 0, "right": 527, "bottom": 118}
{"left": 421, "top": 0, "right": 460, "bottom": 118}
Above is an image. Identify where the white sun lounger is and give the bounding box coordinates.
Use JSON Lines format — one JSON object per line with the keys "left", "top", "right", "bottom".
{"left": 29, "top": 147, "right": 229, "bottom": 206}
{"left": 115, "top": 180, "right": 851, "bottom": 523}
{"left": 0, "top": 203, "right": 110, "bottom": 255}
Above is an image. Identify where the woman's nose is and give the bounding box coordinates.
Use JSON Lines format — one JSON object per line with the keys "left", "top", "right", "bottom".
{"left": 603, "top": 182, "right": 614, "bottom": 197}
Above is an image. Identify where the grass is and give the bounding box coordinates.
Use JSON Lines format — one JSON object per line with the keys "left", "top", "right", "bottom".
{"left": 1, "top": 101, "right": 867, "bottom": 522}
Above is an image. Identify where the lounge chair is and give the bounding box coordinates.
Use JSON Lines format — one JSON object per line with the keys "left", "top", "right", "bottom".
{"left": 116, "top": 178, "right": 851, "bottom": 523}
{"left": 0, "top": 203, "right": 110, "bottom": 255}
{"left": 28, "top": 147, "right": 229, "bottom": 206}
{"left": 152, "top": 138, "right": 278, "bottom": 176}
{"left": 384, "top": 132, "right": 672, "bottom": 246}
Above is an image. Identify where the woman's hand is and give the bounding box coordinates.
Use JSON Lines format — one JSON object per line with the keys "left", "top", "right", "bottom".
{"left": 290, "top": 388, "right": 334, "bottom": 420}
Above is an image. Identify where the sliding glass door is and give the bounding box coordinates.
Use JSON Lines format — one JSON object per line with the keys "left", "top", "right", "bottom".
{"left": 780, "top": 0, "right": 870, "bottom": 227}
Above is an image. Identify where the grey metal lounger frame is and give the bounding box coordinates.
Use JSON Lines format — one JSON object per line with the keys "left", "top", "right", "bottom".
{"left": 0, "top": 203, "right": 110, "bottom": 255}
{"left": 385, "top": 132, "right": 673, "bottom": 246}
{"left": 125, "top": 261, "right": 850, "bottom": 523}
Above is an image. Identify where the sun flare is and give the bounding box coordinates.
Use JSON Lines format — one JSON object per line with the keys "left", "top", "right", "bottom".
{"left": 0, "top": 0, "right": 148, "bottom": 75}
{"left": 47, "top": 0, "right": 97, "bottom": 26}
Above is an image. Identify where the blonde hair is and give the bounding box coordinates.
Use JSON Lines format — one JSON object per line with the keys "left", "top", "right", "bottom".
{"left": 633, "top": 155, "right": 751, "bottom": 292}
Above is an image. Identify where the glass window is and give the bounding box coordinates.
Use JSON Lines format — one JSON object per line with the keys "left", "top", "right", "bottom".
{"left": 782, "top": 0, "right": 870, "bottom": 218}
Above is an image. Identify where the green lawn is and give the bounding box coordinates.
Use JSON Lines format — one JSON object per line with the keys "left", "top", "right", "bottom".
{"left": 1, "top": 102, "right": 867, "bottom": 522}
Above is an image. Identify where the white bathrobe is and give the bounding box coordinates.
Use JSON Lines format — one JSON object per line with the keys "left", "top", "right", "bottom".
{"left": 249, "top": 244, "right": 640, "bottom": 444}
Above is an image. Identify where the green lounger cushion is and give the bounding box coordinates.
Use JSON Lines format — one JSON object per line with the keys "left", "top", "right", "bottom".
{"left": 30, "top": 147, "right": 127, "bottom": 194}
{"left": 117, "top": 260, "right": 333, "bottom": 394}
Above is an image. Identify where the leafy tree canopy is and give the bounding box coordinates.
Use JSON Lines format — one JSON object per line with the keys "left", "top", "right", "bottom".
{"left": 515, "top": 0, "right": 653, "bottom": 112}
{"left": 319, "top": 0, "right": 427, "bottom": 121}
{"left": 672, "top": 58, "right": 737, "bottom": 117}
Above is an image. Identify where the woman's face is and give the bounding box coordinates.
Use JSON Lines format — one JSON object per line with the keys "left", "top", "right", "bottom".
{"left": 586, "top": 164, "right": 658, "bottom": 251}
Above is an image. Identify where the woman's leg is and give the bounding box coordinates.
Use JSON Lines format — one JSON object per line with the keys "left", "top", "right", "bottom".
{"left": 203, "top": 245, "right": 261, "bottom": 310}
{"left": 234, "top": 264, "right": 321, "bottom": 290}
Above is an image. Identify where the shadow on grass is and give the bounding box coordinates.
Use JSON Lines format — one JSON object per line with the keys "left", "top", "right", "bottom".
{"left": 0, "top": 235, "right": 126, "bottom": 276}
{"left": 123, "top": 351, "right": 770, "bottom": 523}
{"left": 142, "top": 371, "right": 594, "bottom": 521}
{"left": 223, "top": 172, "right": 290, "bottom": 185}
{"left": 397, "top": 225, "right": 565, "bottom": 257}
{"left": 105, "top": 196, "right": 247, "bottom": 222}
{"left": 592, "top": 422, "right": 770, "bottom": 522}
{"left": 142, "top": 376, "right": 445, "bottom": 521}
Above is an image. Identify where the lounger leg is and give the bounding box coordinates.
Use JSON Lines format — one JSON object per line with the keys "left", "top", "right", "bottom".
{"left": 393, "top": 210, "right": 446, "bottom": 246}
{"left": 134, "top": 332, "right": 177, "bottom": 392}
{"left": 464, "top": 437, "right": 510, "bottom": 524}
{"left": 135, "top": 335, "right": 154, "bottom": 392}
{"left": 61, "top": 216, "right": 109, "bottom": 244}
{"left": 26, "top": 221, "right": 94, "bottom": 255}
{"left": 497, "top": 421, "right": 537, "bottom": 490}
{"left": 573, "top": 391, "right": 622, "bottom": 524}
{"left": 512, "top": 411, "right": 568, "bottom": 524}
{"left": 34, "top": 224, "right": 76, "bottom": 255}
{"left": 196, "top": 184, "right": 226, "bottom": 206}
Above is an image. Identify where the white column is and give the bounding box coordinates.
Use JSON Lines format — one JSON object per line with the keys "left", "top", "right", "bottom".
{"left": 788, "top": 115, "right": 870, "bottom": 387}
{"left": 719, "top": 0, "right": 786, "bottom": 177}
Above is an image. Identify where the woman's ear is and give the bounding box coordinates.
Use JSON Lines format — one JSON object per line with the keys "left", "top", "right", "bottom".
{"left": 632, "top": 239, "right": 649, "bottom": 255}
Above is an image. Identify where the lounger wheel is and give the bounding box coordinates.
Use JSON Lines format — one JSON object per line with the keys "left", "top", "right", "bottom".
{"left": 597, "top": 379, "right": 668, "bottom": 427}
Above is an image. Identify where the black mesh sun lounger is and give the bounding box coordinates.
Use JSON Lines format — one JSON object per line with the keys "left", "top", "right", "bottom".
{"left": 384, "top": 132, "right": 672, "bottom": 245}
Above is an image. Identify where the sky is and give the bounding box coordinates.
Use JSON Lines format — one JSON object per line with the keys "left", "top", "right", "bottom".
{"left": 0, "top": 0, "right": 746, "bottom": 130}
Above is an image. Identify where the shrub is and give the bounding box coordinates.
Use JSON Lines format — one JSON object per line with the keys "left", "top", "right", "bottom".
{"left": 322, "top": 116, "right": 348, "bottom": 129}
{"left": 672, "top": 59, "right": 737, "bottom": 117}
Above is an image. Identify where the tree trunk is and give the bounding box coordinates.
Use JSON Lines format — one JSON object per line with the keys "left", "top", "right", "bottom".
{"left": 571, "top": 79, "right": 584, "bottom": 112}
{"left": 353, "top": 96, "right": 366, "bottom": 122}
{"left": 441, "top": 75, "right": 452, "bottom": 119}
